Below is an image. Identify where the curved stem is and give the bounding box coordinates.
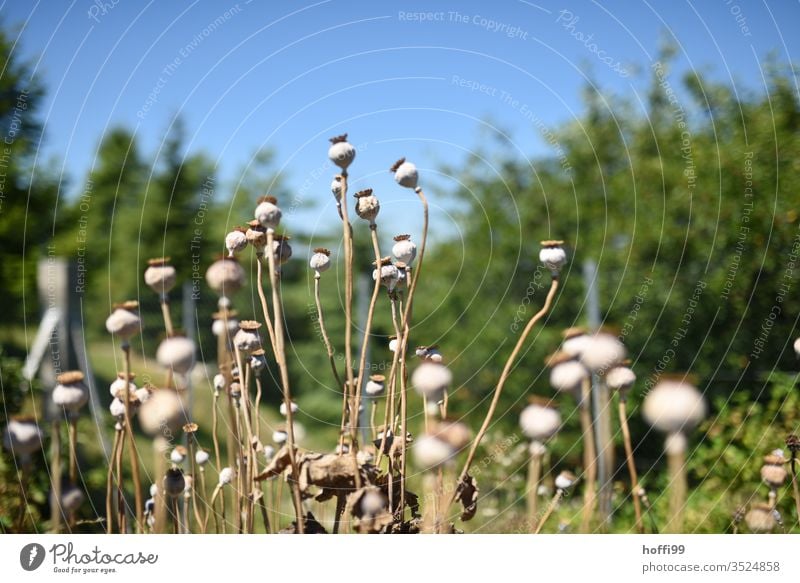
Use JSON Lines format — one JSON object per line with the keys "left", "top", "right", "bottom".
{"left": 314, "top": 275, "right": 343, "bottom": 390}
{"left": 618, "top": 396, "right": 644, "bottom": 533}
{"left": 255, "top": 254, "right": 279, "bottom": 355}
{"left": 265, "top": 229, "right": 305, "bottom": 533}
{"left": 446, "top": 278, "right": 560, "bottom": 513}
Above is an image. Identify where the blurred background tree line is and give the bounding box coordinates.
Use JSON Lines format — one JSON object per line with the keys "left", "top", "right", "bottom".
{"left": 1, "top": 16, "right": 799, "bottom": 532}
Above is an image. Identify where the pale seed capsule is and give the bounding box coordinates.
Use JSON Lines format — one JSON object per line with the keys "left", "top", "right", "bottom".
{"left": 519, "top": 400, "right": 561, "bottom": 442}
{"left": 328, "top": 134, "right": 356, "bottom": 169}
{"left": 372, "top": 257, "right": 399, "bottom": 291}
{"left": 272, "top": 428, "right": 288, "bottom": 444}
{"left": 135, "top": 386, "right": 152, "bottom": 404}
{"left": 388, "top": 336, "right": 399, "bottom": 352}
{"left": 156, "top": 336, "right": 196, "bottom": 376}
{"left": 144, "top": 258, "right": 177, "bottom": 296}
{"left": 390, "top": 157, "right": 418, "bottom": 189}
{"left": 53, "top": 371, "right": 89, "bottom": 412}
{"left": 745, "top": 502, "right": 777, "bottom": 533}
{"left": 233, "top": 321, "right": 262, "bottom": 353}
{"left": 245, "top": 220, "right": 267, "bottom": 249}
{"left": 170, "top": 446, "right": 187, "bottom": 465}
{"left": 411, "top": 361, "right": 452, "bottom": 402}
{"left": 365, "top": 374, "right": 386, "bottom": 397}
{"left": 249, "top": 349, "right": 267, "bottom": 373}
{"left": 554, "top": 470, "right": 578, "bottom": 490}
{"left": 606, "top": 366, "right": 636, "bottom": 393}
{"left": 794, "top": 337, "right": 800, "bottom": 357}
{"left": 309, "top": 248, "right": 332, "bottom": 274}
{"left": 549, "top": 360, "right": 588, "bottom": 393}
{"left": 213, "top": 374, "right": 226, "bottom": 392}
{"left": 412, "top": 435, "right": 455, "bottom": 470}
{"left": 225, "top": 228, "right": 248, "bottom": 257}
{"left": 110, "top": 372, "right": 136, "bottom": 398}
{"left": 195, "top": 449, "right": 210, "bottom": 466}
{"left": 211, "top": 309, "right": 239, "bottom": 337}
{"left": 579, "top": 333, "right": 626, "bottom": 373}
{"left": 254, "top": 195, "right": 282, "bottom": 230}
{"left": 331, "top": 176, "right": 343, "bottom": 202}
{"left": 279, "top": 401, "right": 299, "bottom": 416}
{"left": 561, "top": 327, "right": 589, "bottom": 357}
{"left": 105, "top": 301, "right": 141, "bottom": 340}
{"left": 539, "top": 240, "right": 567, "bottom": 275}
{"left": 61, "top": 486, "right": 85, "bottom": 514}
{"left": 761, "top": 451, "right": 788, "bottom": 488}
{"left": 392, "top": 234, "right": 417, "bottom": 265}
{"left": 642, "top": 379, "right": 706, "bottom": 434}
{"left": 218, "top": 467, "right": 234, "bottom": 486}
{"left": 2, "top": 416, "right": 43, "bottom": 458}
{"left": 354, "top": 188, "right": 380, "bottom": 222}
{"left": 205, "top": 256, "right": 246, "bottom": 297}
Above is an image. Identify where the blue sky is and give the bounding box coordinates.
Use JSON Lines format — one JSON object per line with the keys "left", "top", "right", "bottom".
{"left": 2, "top": 0, "right": 798, "bottom": 224}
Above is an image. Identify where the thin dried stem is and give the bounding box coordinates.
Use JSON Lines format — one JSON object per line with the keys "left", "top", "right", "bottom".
{"left": 105, "top": 427, "right": 121, "bottom": 533}
{"left": 666, "top": 441, "right": 687, "bottom": 533}
{"left": 527, "top": 450, "right": 543, "bottom": 532}
{"left": 265, "top": 229, "right": 305, "bottom": 533}
{"left": 579, "top": 376, "right": 598, "bottom": 533}
{"left": 446, "top": 277, "right": 560, "bottom": 513}
{"left": 313, "top": 275, "right": 343, "bottom": 390}
{"left": 121, "top": 345, "right": 144, "bottom": 532}
{"left": 338, "top": 172, "right": 357, "bottom": 449}
{"left": 534, "top": 488, "right": 564, "bottom": 534}
{"left": 49, "top": 420, "right": 62, "bottom": 533}
{"left": 618, "top": 395, "right": 644, "bottom": 533}
{"left": 159, "top": 295, "right": 175, "bottom": 337}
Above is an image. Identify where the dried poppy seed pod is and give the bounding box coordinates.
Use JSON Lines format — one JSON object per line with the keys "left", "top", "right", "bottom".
{"left": 279, "top": 401, "right": 298, "bottom": 417}
{"left": 164, "top": 468, "right": 185, "bottom": 498}
{"left": 365, "top": 374, "right": 386, "bottom": 397}
{"left": 245, "top": 220, "right": 267, "bottom": 249}
{"left": 520, "top": 399, "right": 561, "bottom": 442}
{"left": 170, "top": 445, "right": 187, "bottom": 465}
{"left": 2, "top": 416, "right": 43, "bottom": 458}
{"left": 539, "top": 240, "right": 567, "bottom": 276}
{"left": 354, "top": 188, "right": 380, "bottom": 223}
{"left": 328, "top": 133, "right": 356, "bottom": 169}
{"left": 211, "top": 309, "right": 239, "bottom": 337}
{"left": 561, "top": 327, "right": 589, "bottom": 357}
{"left": 156, "top": 336, "right": 196, "bottom": 376}
{"left": 218, "top": 467, "right": 234, "bottom": 486}
{"left": 411, "top": 361, "right": 452, "bottom": 402}
{"left": 144, "top": 257, "right": 177, "bottom": 296}
{"left": 309, "top": 248, "right": 331, "bottom": 275}
{"left": 228, "top": 382, "right": 242, "bottom": 401}
{"left": 745, "top": 502, "right": 777, "bottom": 533}
{"left": 225, "top": 228, "right": 248, "bottom": 257}
{"left": 206, "top": 256, "right": 246, "bottom": 297}
{"left": 249, "top": 349, "right": 267, "bottom": 373}
{"left": 391, "top": 157, "right": 418, "bottom": 189}
{"left": 794, "top": 337, "right": 800, "bottom": 357}
{"left": 105, "top": 301, "right": 141, "bottom": 341}
{"left": 606, "top": 365, "right": 636, "bottom": 393}
{"left": 109, "top": 372, "right": 136, "bottom": 398}
{"left": 643, "top": 378, "right": 706, "bottom": 435}
{"left": 761, "top": 451, "right": 788, "bottom": 488}
{"left": 554, "top": 470, "right": 578, "bottom": 491}
{"left": 53, "top": 371, "right": 89, "bottom": 412}
{"left": 234, "top": 320, "right": 262, "bottom": 353}
{"left": 391, "top": 234, "right": 417, "bottom": 265}
{"left": 272, "top": 427, "right": 288, "bottom": 445}
{"left": 331, "top": 176, "right": 343, "bottom": 202}
{"left": 271, "top": 234, "right": 293, "bottom": 265}
{"left": 388, "top": 335, "right": 399, "bottom": 352}
{"left": 412, "top": 435, "right": 456, "bottom": 470}
{"left": 61, "top": 486, "right": 85, "bottom": 514}
{"left": 579, "top": 333, "right": 626, "bottom": 373}
{"left": 138, "top": 389, "right": 187, "bottom": 436}
{"left": 372, "top": 257, "right": 399, "bottom": 291}
{"left": 109, "top": 395, "right": 140, "bottom": 420}
{"left": 549, "top": 359, "right": 588, "bottom": 393}
{"left": 254, "top": 195, "right": 282, "bottom": 230}
{"left": 195, "top": 449, "right": 210, "bottom": 466}
{"left": 213, "top": 373, "right": 226, "bottom": 393}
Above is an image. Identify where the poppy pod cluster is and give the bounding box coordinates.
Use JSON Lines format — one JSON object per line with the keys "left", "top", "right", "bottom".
{"left": 144, "top": 257, "right": 177, "bottom": 296}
